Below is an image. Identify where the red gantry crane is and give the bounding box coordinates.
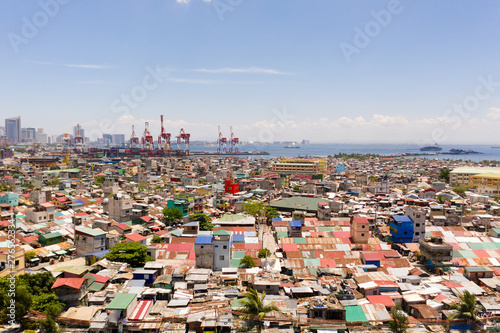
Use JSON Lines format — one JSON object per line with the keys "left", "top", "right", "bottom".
{"left": 74, "top": 124, "right": 84, "bottom": 147}
{"left": 158, "top": 115, "right": 171, "bottom": 155}
{"left": 217, "top": 125, "right": 227, "bottom": 154}
{"left": 229, "top": 126, "right": 239, "bottom": 153}
{"left": 176, "top": 128, "right": 190, "bottom": 156}
{"left": 130, "top": 125, "right": 140, "bottom": 148}
{"left": 141, "top": 122, "right": 154, "bottom": 150}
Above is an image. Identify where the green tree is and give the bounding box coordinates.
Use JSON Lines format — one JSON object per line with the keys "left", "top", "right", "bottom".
{"left": 32, "top": 293, "right": 64, "bottom": 314}
{"left": 162, "top": 206, "right": 183, "bottom": 224}
{"left": 239, "top": 289, "right": 280, "bottom": 333}
{"left": 38, "top": 303, "right": 62, "bottom": 333}
{"left": 189, "top": 213, "right": 213, "bottom": 231}
{"left": 104, "top": 242, "right": 154, "bottom": 267}
{"left": 448, "top": 290, "right": 481, "bottom": 322}
{"left": 494, "top": 194, "right": 500, "bottom": 203}
{"left": 151, "top": 235, "right": 163, "bottom": 244}
{"left": 25, "top": 251, "right": 36, "bottom": 262}
{"left": 239, "top": 255, "right": 257, "bottom": 268}
{"left": 439, "top": 169, "right": 451, "bottom": 182}
{"left": 94, "top": 176, "right": 105, "bottom": 186}
{"left": 436, "top": 195, "right": 446, "bottom": 204}
{"left": 389, "top": 306, "right": 409, "bottom": 333}
{"left": 258, "top": 248, "right": 271, "bottom": 258}
{"left": 0, "top": 283, "right": 32, "bottom": 327}
{"left": 242, "top": 201, "right": 262, "bottom": 220}
{"left": 49, "top": 164, "right": 61, "bottom": 170}
{"left": 292, "top": 185, "right": 301, "bottom": 192}
{"left": 264, "top": 207, "right": 279, "bottom": 222}
{"left": 19, "top": 271, "right": 56, "bottom": 295}
{"left": 368, "top": 175, "right": 378, "bottom": 183}
{"left": 453, "top": 185, "right": 468, "bottom": 198}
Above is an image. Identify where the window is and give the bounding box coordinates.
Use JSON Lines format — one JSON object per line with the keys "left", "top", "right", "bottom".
{"left": 415, "top": 232, "right": 420, "bottom": 235}
{"left": 144, "top": 274, "right": 149, "bottom": 279}
{"left": 219, "top": 255, "right": 224, "bottom": 260}
{"left": 362, "top": 225, "right": 365, "bottom": 229}
{"left": 266, "top": 285, "right": 270, "bottom": 289}
{"left": 404, "top": 232, "right": 407, "bottom": 235}
{"left": 15, "top": 260, "right": 19, "bottom": 266}
{"left": 200, "top": 246, "right": 204, "bottom": 249}
{"left": 223, "top": 245, "right": 227, "bottom": 249}
{"left": 415, "top": 223, "right": 420, "bottom": 227}
{"left": 361, "top": 233, "right": 365, "bottom": 237}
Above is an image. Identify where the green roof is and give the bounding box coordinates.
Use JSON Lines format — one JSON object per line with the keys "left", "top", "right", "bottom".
{"left": 270, "top": 197, "right": 325, "bottom": 212}
{"left": 218, "top": 213, "right": 246, "bottom": 222}
{"left": 212, "top": 230, "right": 231, "bottom": 236}
{"left": 105, "top": 293, "right": 137, "bottom": 310}
{"left": 232, "top": 251, "right": 245, "bottom": 259}
{"left": 76, "top": 227, "right": 106, "bottom": 237}
{"left": 40, "top": 231, "right": 62, "bottom": 239}
{"left": 465, "top": 266, "right": 491, "bottom": 272}
{"left": 89, "top": 282, "right": 105, "bottom": 292}
{"left": 293, "top": 238, "right": 307, "bottom": 244}
{"left": 345, "top": 306, "right": 368, "bottom": 322}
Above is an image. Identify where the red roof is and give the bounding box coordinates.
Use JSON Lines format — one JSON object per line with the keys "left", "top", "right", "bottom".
{"left": 115, "top": 223, "right": 131, "bottom": 231}
{"left": 129, "top": 299, "right": 153, "bottom": 320}
{"left": 91, "top": 274, "right": 110, "bottom": 284}
{"left": 367, "top": 295, "right": 395, "bottom": 307}
{"left": 40, "top": 202, "right": 54, "bottom": 208}
{"left": 353, "top": 216, "right": 369, "bottom": 224}
{"left": 140, "top": 216, "right": 152, "bottom": 222}
{"left": 125, "top": 233, "right": 147, "bottom": 242}
{"left": 362, "top": 251, "right": 384, "bottom": 261}
{"left": 51, "top": 278, "right": 85, "bottom": 290}
{"left": 23, "top": 235, "right": 38, "bottom": 243}
{"left": 0, "top": 221, "right": 11, "bottom": 227}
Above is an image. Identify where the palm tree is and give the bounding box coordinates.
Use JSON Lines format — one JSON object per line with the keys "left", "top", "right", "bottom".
{"left": 239, "top": 289, "right": 280, "bottom": 333}
{"left": 449, "top": 290, "right": 481, "bottom": 322}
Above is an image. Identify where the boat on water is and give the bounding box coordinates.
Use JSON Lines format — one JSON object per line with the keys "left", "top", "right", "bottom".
{"left": 420, "top": 143, "right": 442, "bottom": 151}
{"left": 284, "top": 143, "right": 300, "bottom": 148}
{"left": 442, "top": 149, "right": 483, "bottom": 155}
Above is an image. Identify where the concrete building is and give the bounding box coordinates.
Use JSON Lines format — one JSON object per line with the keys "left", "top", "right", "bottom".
{"left": 350, "top": 216, "right": 369, "bottom": 244}
{"left": 405, "top": 206, "right": 426, "bottom": 242}
{"left": 5, "top": 116, "right": 21, "bottom": 143}
{"left": 0, "top": 245, "right": 25, "bottom": 277}
{"left": 270, "top": 158, "right": 327, "bottom": 175}
{"left": 75, "top": 227, "right": 107, "bottom": 257}
{"left": 418, "top": 237, "right": 453, "bottom": 272}
{"left": 195, "top": 235, "right": 214, "bottom": 270}
{"left": 0, "top": 192, "right": 18, "bottom": 207}
{"left": 103, "top": 196, "right": 136, "bottom": 222}
{"left": 25, "top": 202, "right": 55, "bottom": 223}
{"left": 213, "top": 230, "right": 231, "bottom": 271}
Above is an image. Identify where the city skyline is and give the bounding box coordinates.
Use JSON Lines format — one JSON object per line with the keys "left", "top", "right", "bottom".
{"left": 2, "top": 1, "right": 500, "bottom": 144}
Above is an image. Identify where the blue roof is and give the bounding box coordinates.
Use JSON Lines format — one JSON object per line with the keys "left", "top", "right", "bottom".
{"left": 232, "top": 234, "right": 245, "bottom": 242}
{"left": 273, "top": 218, "right": 282, "bottom": 221}
{"left": 195, "top": 235, "right": 213, "bottom": 245}
{"left": 85, "top": 250, "right": 110, "bottom": 258}
{"left": 392, "top": 215, "right": 412, "bottom": 223}
{"left": 290, "top": 220, "right": 302, "bottom": 227}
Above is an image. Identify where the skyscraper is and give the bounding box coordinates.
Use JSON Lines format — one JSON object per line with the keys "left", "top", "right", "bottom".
{"left": 5, "top": 117, "right": 21, "bottom": 143}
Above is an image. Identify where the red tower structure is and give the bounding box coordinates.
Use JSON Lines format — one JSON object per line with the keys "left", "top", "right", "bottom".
{"left": 158, "top": 115, "right": 171, "bottom": 155}
{"left": 141, "top": 122, "right": 154, "bottom": 150}
{"left": 176, "top": 128, "right": 190, "bottom": 156}
{"left": 74, "top": 124, "right": 84, "bottom": 147}
{"left": 217, "top": 125, "right": 227, "bottom": 154}
{"left": 229, "top": 126, "right": 239, "bottom": 153}
{"left": 130, "top": 125, "right": 140, "bottom": 147}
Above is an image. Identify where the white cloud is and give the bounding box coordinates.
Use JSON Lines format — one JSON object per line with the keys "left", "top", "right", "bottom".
{"left": 486, "top": 108, "right": 500, "bottom": 122}
{"left": 27, "top": 60, "right": 113, "bottom": 69}
{"left": 191, "top": 67, "right": 291, "bottom": 75}
{"left": 176, "top": 0, "right": 190, "bottom": 3}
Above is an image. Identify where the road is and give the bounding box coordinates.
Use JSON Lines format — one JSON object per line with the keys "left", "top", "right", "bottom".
{"left": 259, "top": 222, "right": 278, "bottom": 253}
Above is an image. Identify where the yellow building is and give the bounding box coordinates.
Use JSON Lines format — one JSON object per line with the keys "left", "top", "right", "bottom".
{"left": 449, "top": 167, "right": 500, "bottom": 186}
{"left": 470, "top": 172, "right": 500, "bottom": 189}
{"left": 0, "top": 245, "right": 25, "bottom": 277}
{"left": 270, "top": 158, "right": 327, "bottom": 175}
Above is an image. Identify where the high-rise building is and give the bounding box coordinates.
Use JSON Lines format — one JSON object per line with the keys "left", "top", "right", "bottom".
{"left": 5, "top": 117, "right": 21, "bottom": 143}
{"left": 113, "top": 134, "right": 125, "bottom": 145}
{"left": 103, "top": 134, "right": 113, "bottom": 145}
{"left": 73, "top": 126, "right": 85, "bottom": 140}
{"left": 26, "top": 128, "right": 36, "bottom": 142}
{"left": 36, "top": 128, "right": 47, "bottom": 144}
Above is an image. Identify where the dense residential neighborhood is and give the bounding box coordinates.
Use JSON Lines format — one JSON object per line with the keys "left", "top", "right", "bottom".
{"left": 1, "top": 153, "right": 500, "bottom": 332}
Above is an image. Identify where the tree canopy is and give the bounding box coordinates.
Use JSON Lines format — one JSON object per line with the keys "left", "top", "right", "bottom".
{"left": 439, "top": 169, "right": 451, "bottom": 182}
{"left": 104, "top": 242, "right": 154, "bottom": 267}
{"left": 389, "top": 306, "right": 409, "bottom": 333}
{"left": 449, "top": 290, "right": 481, "bottom": 321}
{"left": 240, "top": 255, "right": 257, "bottom": 268}
{"left": 258, "top": 248, "right": 272, "bottom": 258}
{"left": 162, "top": 206, "right": 183, "bottom": 223}
{"left": 189, "top": 213, "right": 213, "bottom": 231}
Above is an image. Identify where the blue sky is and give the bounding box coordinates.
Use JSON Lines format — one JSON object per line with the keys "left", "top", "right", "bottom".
{"left": 1, "top": 0, "right": 500, "bottom": 144}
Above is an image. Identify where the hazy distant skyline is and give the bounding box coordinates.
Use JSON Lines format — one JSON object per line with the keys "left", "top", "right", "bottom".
{"left": 2, "top": 1, "right": 500, "bottom": 144}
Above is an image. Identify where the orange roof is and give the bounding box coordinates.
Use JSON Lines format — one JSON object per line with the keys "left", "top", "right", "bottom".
{"left": 51, "top": 278, "right": 85, "bottom": 290}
